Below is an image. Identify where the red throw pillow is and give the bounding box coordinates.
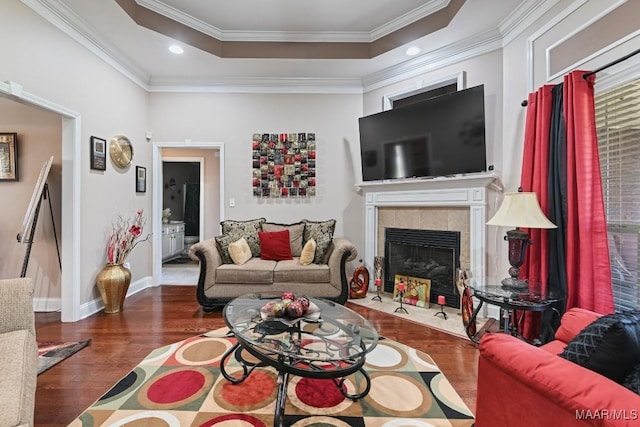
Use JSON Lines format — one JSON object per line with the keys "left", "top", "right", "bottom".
{"left": 259, "top": 230, "right": 293, "bottom": 261}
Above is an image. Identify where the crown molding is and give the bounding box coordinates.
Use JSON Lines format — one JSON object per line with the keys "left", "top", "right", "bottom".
{"left": 22, "top": 0, "right": 150, "bottom": 90}
{"left": 147, "top": 77, "right": 364, "bottom": 94}
{"left": 136, "top": 0, "right": 449, "bottom": 43}
{"left": 146, "top": 27, "right": 507, "bottom": 95}
{"left": 369, "top": 0, "right": 449, "bottom": 41}
{"left": 23, "top": 0, "right": 549, "bottom": 94}
{"left": 361, "top": 28, "right": 504, "bottom": 93}
{"left": 499, "top": 0, "right": 561, "bottom": 46}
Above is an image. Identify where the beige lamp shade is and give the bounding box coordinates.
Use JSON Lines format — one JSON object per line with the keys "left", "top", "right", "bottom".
{"left": 487, "top": 192, "right": 557, "bottom": 229}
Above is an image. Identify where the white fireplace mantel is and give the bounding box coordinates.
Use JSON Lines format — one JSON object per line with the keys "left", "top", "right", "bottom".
{"left": 358, "top": 172, "right": 500, "bottom": 282}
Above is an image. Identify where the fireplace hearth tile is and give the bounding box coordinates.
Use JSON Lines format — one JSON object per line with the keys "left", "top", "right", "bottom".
{"left": 348, "top": 292, "right": 488, "bottom": 339}
{"left": 418, "top": 209, "right": 448, "bottom": 229}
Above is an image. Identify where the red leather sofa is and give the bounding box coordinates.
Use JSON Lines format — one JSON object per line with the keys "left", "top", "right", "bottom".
{"left": 476, "top": 308, "right": 640, "bottom": 426}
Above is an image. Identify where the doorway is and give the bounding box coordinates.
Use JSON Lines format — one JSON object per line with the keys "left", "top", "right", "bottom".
{"left": 0, "top": 82, "right": 82, "bottom": 322}
{"left": 161, "top": 157, "right": 203, "bottom": 284}
{"left": 152, "top": 142, "right": 225, "bottom": 287}
{"left": 162, "top": 158, "right": 204, "bottom": 243}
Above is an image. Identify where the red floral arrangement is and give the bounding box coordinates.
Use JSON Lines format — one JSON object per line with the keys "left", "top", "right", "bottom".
{"left": 106, "top": 210, "right": 151, "bottom": 265}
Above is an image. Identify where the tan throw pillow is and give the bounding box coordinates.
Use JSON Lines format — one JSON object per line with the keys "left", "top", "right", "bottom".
{"left": 299, "top": 239, "right": 316, "bottom": 266}
{"left": 228, "top": 237, "right": 252, "bottom": 265}
{"left": 302, "top": 219, "right": 336, "bottom": 264}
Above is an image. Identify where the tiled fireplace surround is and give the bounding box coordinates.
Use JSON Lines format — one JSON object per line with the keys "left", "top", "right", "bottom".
{"left": 361, "top": 173, "right": 499, "bottom": 291}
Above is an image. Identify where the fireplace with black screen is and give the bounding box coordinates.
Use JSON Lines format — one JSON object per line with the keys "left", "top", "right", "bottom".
{"left": 384, "top": 228, "right": 461, "bottom": 308}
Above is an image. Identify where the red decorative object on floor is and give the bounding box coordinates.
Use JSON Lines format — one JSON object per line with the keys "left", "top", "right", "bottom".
{"left": 349, "top": 260, "right": 370, "bottom": 299}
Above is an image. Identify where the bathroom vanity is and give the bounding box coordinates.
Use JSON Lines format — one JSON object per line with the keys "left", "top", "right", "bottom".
{"left": 162, "top": 221, "right": 185, "bottom": 262}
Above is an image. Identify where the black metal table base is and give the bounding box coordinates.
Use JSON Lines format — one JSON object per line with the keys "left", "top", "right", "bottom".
{"left": 220, "top": 339, "right": 372, "bottom": 427}
{"left": 465, "top": 296, "right": 557, "bottom": 346}
{"left": 275, "top": 370, "right": 289, "bottom": 427}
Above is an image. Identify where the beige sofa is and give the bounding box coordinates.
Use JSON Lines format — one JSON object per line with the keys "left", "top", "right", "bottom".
{"left": 0, "top": 278, "right": 37, "bottom": 427}
{"left": 189, "top": 236, "right": 358, "bottom": 311}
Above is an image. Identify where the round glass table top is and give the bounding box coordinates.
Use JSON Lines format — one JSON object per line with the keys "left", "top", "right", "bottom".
{"left": 465, "top": 277, "right": 557, "bottom": 302}
{"left": 223, "top": 293, "right": 379, "bottom": 363}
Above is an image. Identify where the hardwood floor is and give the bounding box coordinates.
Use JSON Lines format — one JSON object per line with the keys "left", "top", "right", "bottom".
{"left": 34, "top": 285, "right": 479, "bottom": 426}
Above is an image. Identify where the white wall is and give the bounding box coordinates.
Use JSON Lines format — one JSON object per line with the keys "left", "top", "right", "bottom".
{"left": 498, "top": 0, "right": 640, "bottom": 279}
{"left": 1, "top": 1, "right": 151, "bottom": 314}
{"left": 4, "top": 0, "right": 639, "bottom": 317}
{"left": 362, "top": 49, "right": 505, "bottom": 278}
{"left": 361, "top": 0, "right": 640, "bottom": 281}
{"left": 148, "top": 93, "right": 364, "bottom": 247}
{"left": 0, "top": 97, "right": 62, "bottom": 303}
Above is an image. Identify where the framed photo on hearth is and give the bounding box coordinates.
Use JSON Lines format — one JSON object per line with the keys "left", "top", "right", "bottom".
{"left": 393, "top": 274, "right": 431, "bottom": 308}
{"left": 0, "top": 132, "right": 18, "bottom": 181}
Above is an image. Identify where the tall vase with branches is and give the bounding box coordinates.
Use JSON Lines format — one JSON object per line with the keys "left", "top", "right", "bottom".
{"left": 97, "top": 210, "right": 151, "bottom": 313}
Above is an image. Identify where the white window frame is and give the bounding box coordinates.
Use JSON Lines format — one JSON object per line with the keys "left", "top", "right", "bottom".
{"left": 382, "top": 71, "right": 466, "bottom": 111}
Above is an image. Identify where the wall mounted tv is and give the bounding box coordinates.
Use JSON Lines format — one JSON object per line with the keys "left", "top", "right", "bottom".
{"left": 358, "top": 85, "right": 487, "bottom": 182}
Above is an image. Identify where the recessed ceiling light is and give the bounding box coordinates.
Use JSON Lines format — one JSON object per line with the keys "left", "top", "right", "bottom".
{"left": 406, "top": 46, "right": 421, "bottom": 56}
{"left": 169, "top": 45, "right": 184, "bottom": 54}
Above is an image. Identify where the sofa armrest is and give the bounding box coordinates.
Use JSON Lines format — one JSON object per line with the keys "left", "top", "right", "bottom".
{"left": 477, "top": 333, "right": 640, "bottom": 427}
{"left": 189, "top": 237, "right": 222, "bottom": 269}
{"left": 554, "top": 307, "right": 602, "bottom": 343}
{"left": 189, "top": 238, "right": 222, "bottom": 301}
{"left": 327, "top": 237, "right": 357, "bottom": 304}
{"left": 0, "top": 278, "right": 35, "bottom": 336}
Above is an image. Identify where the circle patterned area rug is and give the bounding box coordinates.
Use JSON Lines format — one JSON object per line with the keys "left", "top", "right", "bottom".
{"left": 69, "top": 328, "right": 474, "bottom": 426}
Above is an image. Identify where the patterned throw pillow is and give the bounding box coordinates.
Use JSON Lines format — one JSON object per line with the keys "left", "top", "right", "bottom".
{"left": 215, "top": 233, "right": 242, "bottom": 264}
{"left": 302, "top": 219, "right": 336, "bottom": 264}
{"left": 560, "top": 311, "right": 640, "bottom": 383}
{"left": 220, "top": 218, "right": 266, "bottom": 257}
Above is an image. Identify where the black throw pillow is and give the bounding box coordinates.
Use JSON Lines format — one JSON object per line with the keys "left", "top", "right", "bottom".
{"left": 560, "top": 311, "right": 640, "bottom": 384}
{"left": 622, "top": 362, "right": 640, "bottom": 394}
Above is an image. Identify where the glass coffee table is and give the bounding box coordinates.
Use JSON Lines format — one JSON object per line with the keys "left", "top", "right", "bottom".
{"left": 465, "top": 278, "right": 559, "bottom": 345}
{"left": 221, "top": 293, "right": 379, "bottom": 427}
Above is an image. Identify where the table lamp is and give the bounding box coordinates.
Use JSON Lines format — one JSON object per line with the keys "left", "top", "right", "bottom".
{"left": 487, "top": 190, "right": 557, "bottom": 289}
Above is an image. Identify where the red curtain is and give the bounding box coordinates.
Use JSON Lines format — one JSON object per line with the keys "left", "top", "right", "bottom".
{"left": 519, "top": 85, "right": 554, "bottom": 338}
{"left": 564, "top": 71, "right": 614, "bottom": 313}
{"left": 518, "top": 70, "right": 614, "bottom": 340}
{"left": 520, "top": 85, "right": 554, "bottom": 286}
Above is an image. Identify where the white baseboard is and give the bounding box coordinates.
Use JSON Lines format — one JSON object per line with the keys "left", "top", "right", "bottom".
{"left": 33, "top": 298, "right": 62, "bottom": 312}
{"left": 34, "top": 276, "right": 154, "bottom": 319}
{"left": 79, "top": 275, "right": 154, "bottom": 319}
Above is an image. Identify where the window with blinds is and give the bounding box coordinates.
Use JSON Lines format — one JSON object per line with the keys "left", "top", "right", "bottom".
{"left": 596, "top": 78, "right": 640, "bottom": 311}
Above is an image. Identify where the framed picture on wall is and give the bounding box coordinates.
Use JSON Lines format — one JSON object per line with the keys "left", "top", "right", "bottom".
{"left": 90, "top": 136, "right": 107, "bottom": 171}
{"left": 136, "top": 166, "right": 146, "bottom": 193}
{"left": 0, "top": 132, "right": 18, "bottom": 181}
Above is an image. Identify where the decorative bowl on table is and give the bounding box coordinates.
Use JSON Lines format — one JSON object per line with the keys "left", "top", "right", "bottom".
{"left": 260, "top": 293, "right": 321, "bottom": 322}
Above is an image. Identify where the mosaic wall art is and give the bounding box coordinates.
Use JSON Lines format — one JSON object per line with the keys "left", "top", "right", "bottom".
{"left": 252, "top": 133, "right": 316, "bottom": 198}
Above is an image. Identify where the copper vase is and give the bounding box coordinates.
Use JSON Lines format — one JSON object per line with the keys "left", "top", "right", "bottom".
{"left": 96, "top": 264, "right": 131, "bottom": 313}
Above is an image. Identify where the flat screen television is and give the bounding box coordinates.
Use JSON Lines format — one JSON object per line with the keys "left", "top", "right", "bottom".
{"left": 359, "top": 85, "right": 487, "bottom": 181}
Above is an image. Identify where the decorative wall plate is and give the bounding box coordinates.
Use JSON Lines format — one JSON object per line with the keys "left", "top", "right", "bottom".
{"left": 109, "top": 135, "right": 133, "bottom": 168}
